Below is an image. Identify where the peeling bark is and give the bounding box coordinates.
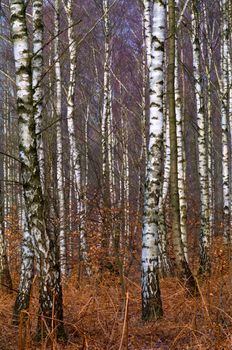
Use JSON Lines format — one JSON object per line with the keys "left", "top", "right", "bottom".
{"left": 141, "top": 0, "right": 166, "bottom": 321}
{"left": 10, "top": 0, "right": 65, "bottom": 337}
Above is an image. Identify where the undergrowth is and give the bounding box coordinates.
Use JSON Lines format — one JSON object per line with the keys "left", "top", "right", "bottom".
{"left": 1, "top": 239, "right": 232, "bottom": 349}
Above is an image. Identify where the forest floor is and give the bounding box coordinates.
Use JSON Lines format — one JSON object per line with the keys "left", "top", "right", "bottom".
{"left": 1, "top": 243, "right": 232, "bottom": 349}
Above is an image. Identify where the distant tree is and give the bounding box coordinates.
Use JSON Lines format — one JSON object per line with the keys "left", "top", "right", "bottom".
{"left": 0, "top": 133, "right": 12, "bottom": 291}
{"left": 220, "top": 0, "right": 231, "bottom": 243}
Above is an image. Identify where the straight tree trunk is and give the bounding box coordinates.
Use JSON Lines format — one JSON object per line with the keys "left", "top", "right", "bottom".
{"left": 101, "top": 0, "right": 114, "bottom": 253}
{"left": 221, "top": 0, "right": 231, "bottom": 243}
{"left": 175, "top": 1, "right": 188, "bottom": 261}
{"left": 168, "top": 0, "right": 198, "bottom": 292}
{"left": 10, "top": 0, "right": 65, "bottom": 337}
{"left": 13, "top": 0, "right": 45, "bottom": 316}
{"left": 141, "top": 0, "right": 165, "bottom": 321}
{"left": 0, "top": 142, "right": 12, "bottom": 291}
{"left": 202, "top": 2, "right": 214, "bottom": 239}
{"left": 122, "top": 115, "right": 130, "bottom": 242}
{"left": 158, "top": 111, "right": 170, "bottom": 275}
{"left": 192, "top": 0, "right": 211, "bottom": 274}
{"left": 64, "top": 0, "right": 89, "bottom": 273}
{"left": 54, "top": 0, "right": 67, "bottom": 275}
{"left": 32, "top": 0, "right": 45, "bottom": 192}
{"left": 13, "top": 206, "right": 34, "bottom": 319}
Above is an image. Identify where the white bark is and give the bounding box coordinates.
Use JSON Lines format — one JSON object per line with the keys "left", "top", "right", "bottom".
{"left": 141, "top": 50, "right": 148, "bottom": 164}
{"left": 228, "top": 0, "right": 232, "bottom": 226}
{"left": 101, "top": 0, "right": 116, "bottom": 251}
{"left": 102, "top": 0, "right": 111, "bottom": 196}
{"left": 192, "top": 0, "right": 210, "bottom": 274}
{"left": 221, "top": 0, "right": 230, "bottom": 242}
{"left": 107, "top": 87, "right": 116, "bottom": 211}
{"left": 64, "top": 0, "right": 89, "bottom": 270}
{"left": 0, "top": 132, "right": 12, "bottom": 291}
{"left": 13, "top": 205, "right": 34, "bottom": 319}
{"left": 84, "top": 105, "right": 89, "bottom": 215}
{"left": 202, "top": 2, "right": 214, "bottom": 238}
{"left": 158, "top": 111, "right": 170, "bottom": 274}
{"left": 142, "top": 0, "right": 165, "bottom": 321}
{"left": 32, "top": 0, "right": 45, "bottom": 192}
{"left": 54, "top": 0, "right": 66, "bottom": 275}
{"left": 122, "top": 114, "right": 130, "bottom": 241}
{"left": 175, "top": 9, "right": 187, "bottom": 261}
{"left": 10, "top": 0, "right": 64, "bottom": 333}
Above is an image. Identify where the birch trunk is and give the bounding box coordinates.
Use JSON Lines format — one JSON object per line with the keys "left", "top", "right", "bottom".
{"left": 158, "top": 111, "right": 170, "bottom": 275}
{"left": 122, "top": 116, "right": 130, "bottom": 241}
{"left": 175, "top": 2, "right": 187, "bottom": 261}
{"left": 0, "top": 146, "right": 12, "bottom": 292}
{"left": 10, "top": 0, "right": 65, "bottom": 337}
{"left": 32, "top": 0, "right": 45, "bottom": 192}
{"left": 192, "top": 0, "right": 211, "bottom": 274}
{"left": 55, "top": 0, "right": 67, "bottom": 275}
{"left": 101, "top": 0, "right": 114, "bottom": 251}
{"left": 202, "top": 3, "right": 214, "bottom": 238}
{"left": 64, "top": 0, "right": 88, "bottom": 271}
{"left": 228, "top": 0, "right": 232, "bottom": 226}
{"left": 168, "top": 0, "right": 198, "bottom": 292}
{"left": 221, "top": 0, "right": 230, "bottom": 243}
{"left": 13, "top": 0, "right": 44, "bottom": 314}
{"left": 13, "top": 206, "right": 34, "bottom": 320}
{"left": 141, "top": 0, "right": 165, "bottom": 321}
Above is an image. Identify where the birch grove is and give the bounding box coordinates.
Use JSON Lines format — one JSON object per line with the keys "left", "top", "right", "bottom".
{"left": 1, "top": 0, "right": 232, "bottom": 346}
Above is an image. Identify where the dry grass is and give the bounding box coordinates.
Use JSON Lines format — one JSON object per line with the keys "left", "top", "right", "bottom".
{"left": 0, "top": 271, "right": 232, "bottom": 349}
{"left": 1, "top": 238, "right": 232, "bottom": 349}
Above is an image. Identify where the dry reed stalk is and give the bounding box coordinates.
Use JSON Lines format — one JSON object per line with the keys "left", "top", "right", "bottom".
{"left": 119, "top": 291, "right": 129, "bottom": 350}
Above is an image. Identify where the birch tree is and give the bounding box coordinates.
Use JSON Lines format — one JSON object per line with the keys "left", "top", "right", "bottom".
{"left": 221, "top": 0, "right": 231, "bottom": 243}
{"left": 141, "top": 0, "right": 165, "bottom": 321}
{"left": 13, "top": 205, "right": 34, "bottom": 320}
{"left": 166, "top": 0, "right": 198, "bottom": 294}
{"left": 10, "top": 0, "right": 65, "bottom": 337}
{"left": 158, "top": 112, "right": 170, "bottom": 275}
{"left": 32, "top": 0, "right": 45, "bottom": 191}
{"left": 101, "top": 0, "right": 116, "bottom": 253}
{"left": 55, "top": 0, "right": 67, "bottom": 275}
{"left": 122, "top": 115, "right": 130, "bottom": 242}
{"left": 202, "top": 2, "right": 214, "bottom": 238}
{"left": 192, "top": 0, "right": 211, "bottom": 274}
{"left": 14, "top": 0, "right": 45, "bottom": 317}
{"left": 0, "top": 142, "right": 12, "bottom": 291}
{"left": 175, "top": 0, "right": 187, "bottom": 262}
{"left": 63, "top": 0, "right": 89, "bottom": 272}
